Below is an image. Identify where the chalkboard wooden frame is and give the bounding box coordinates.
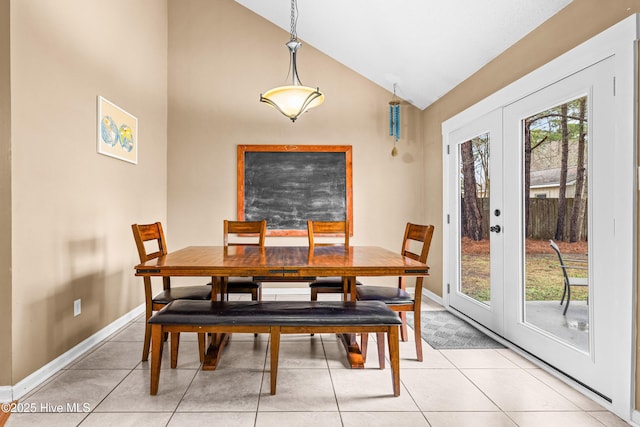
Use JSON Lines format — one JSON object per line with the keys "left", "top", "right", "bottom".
{"left": 237, "top": 145, "right": 353, "bottom": 236}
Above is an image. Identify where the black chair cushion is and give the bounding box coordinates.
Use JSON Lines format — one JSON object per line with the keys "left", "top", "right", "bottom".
{"left": 226, "top": 277, "right": 260, "bottom": 289}
{"left": 205, "top": 277, "right": 261, "bottom": 289}
{"left": 152, "top": 285, "right": 212, "bottom": 304}
{"left": 356, "top": 285, "right": 412, "bottom": 304}
{"left": 149, "top": 300, "right": 402, "bottom": 326}
{"left": 309, "top": 277, "right": 363, "bottom": 288}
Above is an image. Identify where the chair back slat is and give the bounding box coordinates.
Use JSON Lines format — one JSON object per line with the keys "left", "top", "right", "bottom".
{"left": 401, "top": 223, "right": 435, "bottom": 264}
{"left": 131, "top": 222, "right": 168, "bottom": 263}
{"left": 224, "top": 220, "right": 267, "bottom": 247}
{"left": 307, "top": 220, "right": 350, "bottom": 248}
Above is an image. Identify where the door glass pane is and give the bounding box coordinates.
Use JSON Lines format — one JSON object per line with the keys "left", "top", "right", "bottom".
{"left": 523, "top": 96, "right": 589, "bottom": 352}
{"left": 459, "top": 133, "right": 490, "bottom": 305}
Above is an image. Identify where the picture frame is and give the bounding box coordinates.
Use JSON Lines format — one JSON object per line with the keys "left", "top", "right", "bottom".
{"left": 97, "top": 96, "right": 138, "bottom": 164}
{"left": 237, "top": 145, "right": 353, "bottom": 236}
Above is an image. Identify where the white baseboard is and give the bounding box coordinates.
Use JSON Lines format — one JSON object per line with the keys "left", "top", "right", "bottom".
{"left": 630, "top": 409, "right": 640, "bottom": 426}
{"left": 0, "top": 386, "right": 12, "bottom": 403}
{"left": 423, "top": 288, "right": 444, "bottom": 306}
{"left": 2, "top": 304, "right": 144, "bottom": 403}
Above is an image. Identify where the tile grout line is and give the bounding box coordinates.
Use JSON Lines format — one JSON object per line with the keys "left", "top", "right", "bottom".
{"left": 253, "top": 334, "right": 271, "bottom": 426}
{"left": 436, "top": 344, "right": 513, "bottom": 423}
{"left": 170, "top": 345, "right": 202, "bottom": 427}
{"left": 321, "top": 334, "right": 345, "bottom": 426}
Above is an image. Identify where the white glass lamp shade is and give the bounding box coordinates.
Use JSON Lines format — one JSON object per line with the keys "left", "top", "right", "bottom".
{"left": 260, "top": 39, "right": 324, "bottom": 122}
{"left": 260, "top": 85, "right": 324, "bottom": 122}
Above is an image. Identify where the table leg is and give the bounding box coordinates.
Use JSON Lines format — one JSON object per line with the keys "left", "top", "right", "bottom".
{"left": 210, "top": 276, "right": 222, "bottom": 301}
{"left": 202, "top": 332, "right": 230, "bottom": 370}
{"left": 337, "top": 276, "right": 365, "bottom": 368}
{"left": 348, "top": 276, "right": 357, "bottom": 302}
{"left": 338, "top": 333, "right": 365, "bottom": 368}
{"left": 341, "top": 276, "right": 357, "bottom": 302}
{"left": 202, "top": 277, "right": 230, "bottom": 370}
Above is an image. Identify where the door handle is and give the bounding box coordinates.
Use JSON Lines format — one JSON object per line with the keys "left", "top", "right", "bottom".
{"left": 490, "top": 225, "right": 502, "bottom": 233}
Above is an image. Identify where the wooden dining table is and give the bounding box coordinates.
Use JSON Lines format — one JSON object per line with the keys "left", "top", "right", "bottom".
{"left": 135, "top": 245, "right": 429, "bottom": 369}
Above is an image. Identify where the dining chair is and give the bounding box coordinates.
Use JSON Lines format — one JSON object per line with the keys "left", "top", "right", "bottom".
{"left": 131, "top": 222, "right": 212, "bottom": 362}
{"left": 356, "top": 222, "right": 434, "bottom": 363}
{"left": 221, "top": 219, "right": 267, "bottom": 301}
{"left": 307, "top": 219, "right": 361, "bottom": 301}
{"left": 549, "top": 239, "right": 589, "bottom": 315}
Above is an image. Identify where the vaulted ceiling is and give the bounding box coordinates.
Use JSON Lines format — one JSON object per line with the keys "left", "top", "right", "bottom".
{"left": 235, "top": 0, "right": 573, "bottom": 110}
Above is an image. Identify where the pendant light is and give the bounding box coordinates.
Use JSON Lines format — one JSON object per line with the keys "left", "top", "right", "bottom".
{"left": 260, "top": 0, "right": 324, "bottom": 122}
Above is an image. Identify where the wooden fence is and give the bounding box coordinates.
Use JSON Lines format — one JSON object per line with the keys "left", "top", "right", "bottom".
{"left": 463, "top": 198, "right": 588, "bottom": 241}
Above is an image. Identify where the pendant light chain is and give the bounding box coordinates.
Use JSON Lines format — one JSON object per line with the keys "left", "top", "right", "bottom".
{"left": 259, "top": 0, "right": 324, "bottom": 122}
{"left": 290, "top": 0, "right": 298, "bottom": 41}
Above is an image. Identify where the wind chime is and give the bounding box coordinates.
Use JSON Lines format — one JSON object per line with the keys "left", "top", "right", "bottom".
{"left": 389, "top": 84, "right": 400, "bottom": 156}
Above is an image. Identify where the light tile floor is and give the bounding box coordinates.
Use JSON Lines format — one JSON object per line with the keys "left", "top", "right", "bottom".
{"left": 4, "top": 294, "right": 631, "bottom": 427}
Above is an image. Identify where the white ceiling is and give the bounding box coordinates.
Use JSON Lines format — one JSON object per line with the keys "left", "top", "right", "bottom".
{"left": 235, "top": 0, "right": 573, "bottom": 110}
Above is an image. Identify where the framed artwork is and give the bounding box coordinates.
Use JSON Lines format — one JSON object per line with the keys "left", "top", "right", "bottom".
{"left": 237, "top": 145, "right": 353, "bottom": 236}
{"left": 97, "top": 96, "right": 138, "bottom": 164}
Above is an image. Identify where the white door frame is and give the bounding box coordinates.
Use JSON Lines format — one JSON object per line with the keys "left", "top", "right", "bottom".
{"left": 442, "top": 15, "right": 637, "bottom": 420}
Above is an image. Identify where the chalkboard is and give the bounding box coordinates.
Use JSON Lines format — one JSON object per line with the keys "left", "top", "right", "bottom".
{"left": 237, "top": 145, "right": 353, "bottom": 236}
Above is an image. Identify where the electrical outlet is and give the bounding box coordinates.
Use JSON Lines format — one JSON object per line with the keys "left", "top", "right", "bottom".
{"left": 74, "top": 299, "right": 81, "bottom": 317}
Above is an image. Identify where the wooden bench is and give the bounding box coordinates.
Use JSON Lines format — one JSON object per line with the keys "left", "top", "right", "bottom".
{"left": 147, "top": 300, "right": 402, "bottom": 396}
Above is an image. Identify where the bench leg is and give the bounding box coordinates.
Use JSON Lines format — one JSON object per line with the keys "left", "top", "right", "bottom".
{"left": 269, "top": 327, "right": 281, "bottom": 395}
{"left": 150, "top": 324, "right": 164, "bottom": 395}
{"left": 360, "top": 333, "right": 368, "bottom": 363}
{"left": 197, "top": 333, "right": 206, "bottom": 363}
{"left": 388, "top": 326, "right": 400, "bottom": 396}
{"left": 170, "top": 332, "right": 180, "bottom": 369}
{"left": 376, "top": 332, "right": 385, "bottom": 369}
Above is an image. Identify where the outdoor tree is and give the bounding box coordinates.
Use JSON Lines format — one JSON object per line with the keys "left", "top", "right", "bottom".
{"left": 555, "top": 103, "right": 569, "bottom": 240}
{"left": 569, "top": 97, "right": 587, "bottom": 242}
{"left": 523, "top": 116, "right": 548, "bottom": 237}
{"left": 524, "top": 96, "right": 588, "bottom": 241}
{"left": 460, "top": 139, "right": 484, "bottom": 240}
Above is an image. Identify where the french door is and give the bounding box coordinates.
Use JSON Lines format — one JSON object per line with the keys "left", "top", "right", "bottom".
{"left": 447, "top": 109, "right": 504, "bottom": 334}
{"left": 447, "top": 57, "right": 615, "bottom": 399}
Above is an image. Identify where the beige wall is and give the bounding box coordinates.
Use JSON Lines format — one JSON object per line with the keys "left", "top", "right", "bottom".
{"left": 9, "top": 0, "right": 168, "bottom": 383}
{"left": 166, "top": 0, "right": 426, "bottom": 288}
{"left": 0, "top": 0, "right": 12, "bottom": 386}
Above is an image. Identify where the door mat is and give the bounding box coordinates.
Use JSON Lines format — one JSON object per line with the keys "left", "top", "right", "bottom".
{"left": 408, "top": 310, "right": 505, "bottom": 350}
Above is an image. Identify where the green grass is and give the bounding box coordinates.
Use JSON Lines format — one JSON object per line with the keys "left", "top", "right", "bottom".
{"left": 460, "top": 253, "right": 588, "bottom": 302}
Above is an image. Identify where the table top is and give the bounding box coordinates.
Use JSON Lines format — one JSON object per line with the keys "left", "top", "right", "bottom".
{"left": 134, "top": 245, "right": 429, "bottom": 278}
